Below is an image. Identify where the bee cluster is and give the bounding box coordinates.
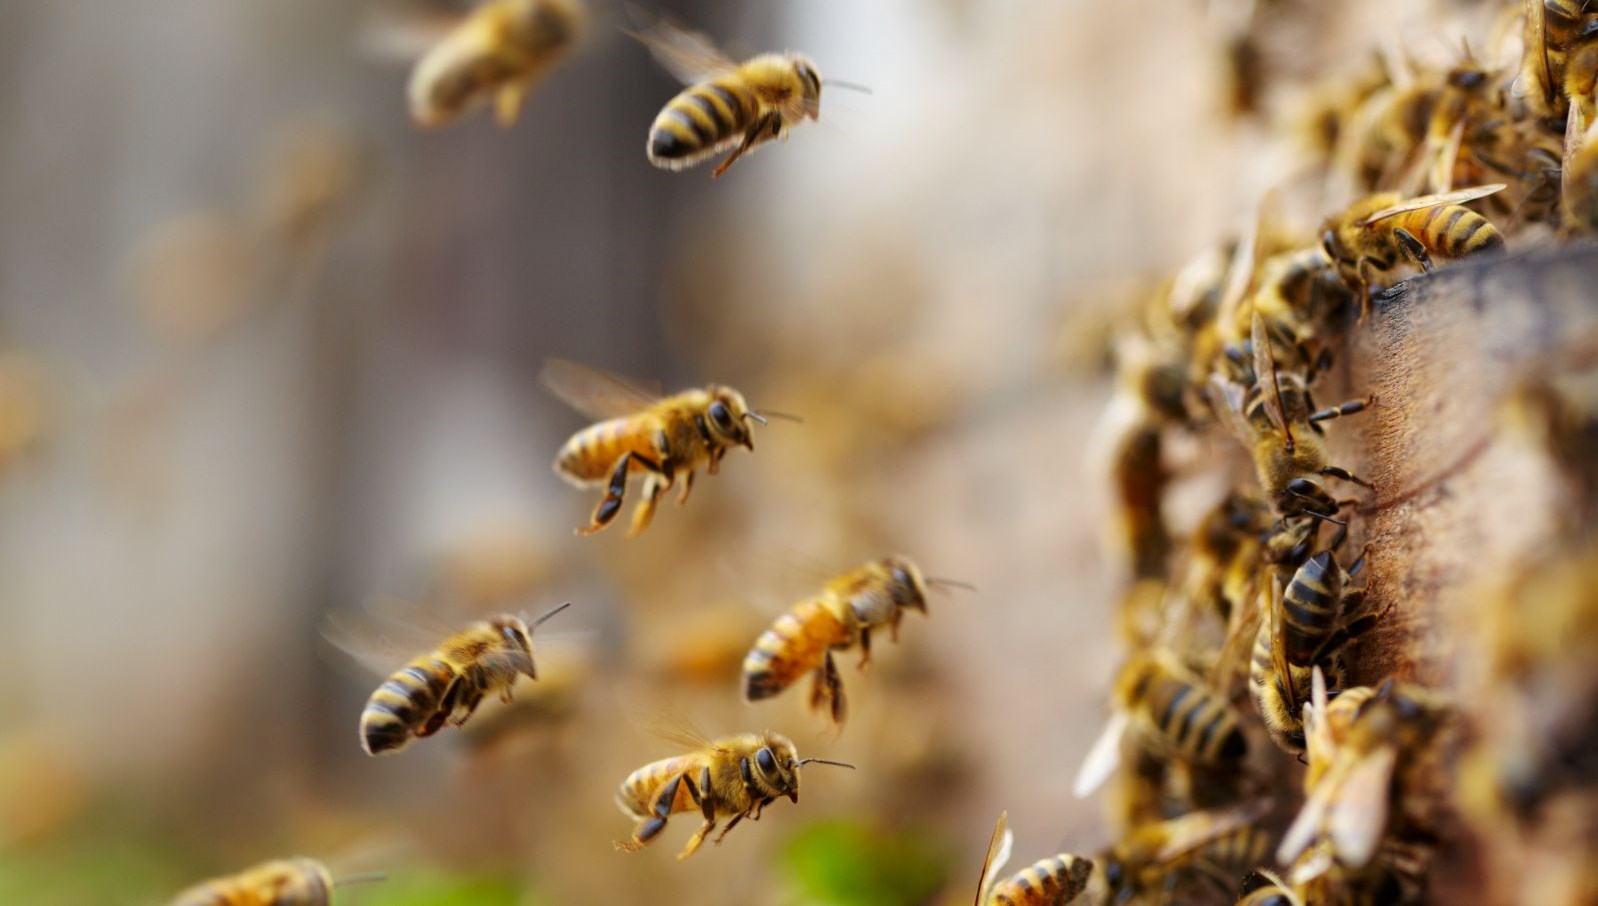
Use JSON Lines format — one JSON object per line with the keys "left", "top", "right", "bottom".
{"left": 1053, "top": 1, "right": 1598, "bottom": 904}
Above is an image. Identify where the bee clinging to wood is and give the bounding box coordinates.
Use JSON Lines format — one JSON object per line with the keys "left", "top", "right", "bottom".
{"left": 629, "top": 12, "right": 868, "bottom": 177}
{"left": 614, "top": 722, "right": 853, "bottom": 859}
{"left": 543, "top": 359, "right": 795, "bottom": 538}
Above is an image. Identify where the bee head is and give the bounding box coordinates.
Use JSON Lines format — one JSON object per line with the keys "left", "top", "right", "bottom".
{"left": 749, "top": 733, "right": 804, "bottom": 803}
{"left": 493, "top": 615, "right": 537, "bottom": 679}
{"left": 792, "top": 56, "right": 823, "bottom": 118}
{"left": 883, "top": 555, "right": 929, "bottom": 612}
{"left": 706, "top": 386, "right": 758, "bottom": 451}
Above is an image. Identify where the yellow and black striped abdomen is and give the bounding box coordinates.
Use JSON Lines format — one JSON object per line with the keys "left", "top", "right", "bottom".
{"left": 1142, "top": 674, "right": 1247, "bottom": 766}
{"left": 361, "top": 655, "right": 457, "bottom": 755}
{"left": 648, "top": 77, "right": 759, "bottom": 169}
{"left": 1282, "top": 552, "right": 1341, "bottom": 665}
{"left": 742, "top": 597, "right": 850, "bottom": 702}
{"left": 1195, "top": 824, "right": 1274, "bottom": 874}
{"left": 554, "top": 417, "right": 655, "bottom": 484}
{"left": 1398, "top": 204, "right": 1504, "bottom": 258}
{"left": 617, "top": 755, "right": 696, "bottom": 819}
{"left": 987, "top": 854, "right": 1096, "bottom": 906}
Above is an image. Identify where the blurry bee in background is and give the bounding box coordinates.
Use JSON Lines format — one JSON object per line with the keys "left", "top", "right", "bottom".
{"left": 614, "top": 724, "right": 853, "bottom": 859}
{"left": 1208, "top": 315, "right": 1372, "bottom": 522}
{"left": 167, "top": 857, "right": 383, "bottom": 906}
{"left": 1564, "top": 104, "right": 1598, "bottom": 235}
{"left": 1225, "top": 246, "right": 1355, "bottom": 379}
{"left": 1421, "top": 46, "right": 1506, "bottom": 194}
{"left": 1518, "top": 0, "right": 1598, "bottom": 121}
{"left": 1074, "top": 648, "right": 1248, "bottom": 798}
{"left": 1279, "top": 675, "right": 1450, "bottom": 873}
{"left": 543, "top": 359, "right": 792, "bottom": 538}
{"left": 334, "top": 601, "right": 572, "bottom": 755}
{"left": 1321, "top": 185, "right": 1507, "bottom": 312}
{"left": 1338, "top": 73, "right": 1440, "bottom": 194}
{"left": 1236, "top": 868, "right": 1301, "bottom": 906}
{"left": 406, "top": 0, "right": 583, "bottom": 128}
{"left": 630, "top": 13, "right": 869, "bottom": 177}
{"left": 742, "top": 556, "right": 967, "bottom": 727}
{"left": 1293, "top": 57, "right": 1392, "bottom": 173}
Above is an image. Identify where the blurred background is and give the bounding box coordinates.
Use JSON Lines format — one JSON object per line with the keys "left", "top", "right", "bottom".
{"left": 0, "top": 1, "right": 1505, "bottom": 903}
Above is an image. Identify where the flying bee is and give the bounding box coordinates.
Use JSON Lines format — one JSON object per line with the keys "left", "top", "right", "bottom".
{"left": 345, "top": 601, "right": 571, "bottom": 755}
{"left": 1073, "top": 649, "right": 1248, "bottom": 798}
{"left": 1321, "top": 185, "right": 1507, "bottom": 313}
{"left": 1249, "top": 544, "right": 1388, "bottom": 754}
{"left": 1208, "top": 314, "right": 1372, "bottom": 523}
{"left": 1279, "top": 676, "right": 1450, "bottom": 871}
{"left": 630, "top": 14, "right": 868, "bottom": 177}
{"left": 742, "top": 557, "right": 968, "bottom": 727}
{"left": 542, "top": 359, "right": 791, "bottom": 538}
{"left": 406, "top": 0, "right": 583, "bottom": 128}
{"left": 167, "top": 857, "right": 383, "bottom": 906}
{"left": 972, "top": 811, "right": 1104, "bottom": 906}
{"left": 614, "top": 725, "right": 853, "bottom": 859}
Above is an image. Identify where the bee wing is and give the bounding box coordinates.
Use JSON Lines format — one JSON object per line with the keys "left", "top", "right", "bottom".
{"left": 1268, "top": 574, "right": 1297, "bottom": 708}
{"left": 1209, "top": 580, "right": 1262, "bottom": 694}
{"left": 625, "top": 10, "right": 739, "bottom": 85}
{"left": 1327, "top": 745, "right": 1398, "bottom": 868}
{"left": 1216, "top": 210, "right": 1261, "bottom": 334}
{"left": 540, "top": 358, "right": 663, "bottom": 420}
{"left": 635, "top": 709, "right": 722, "bottom": 753}
{"left": 1515, "top": 0, "right": 1554, "bottom": 105}
{"left": 1151, "top": 798, "right": 1274, "bottom": 864}
{"left": 356, "top": 4, "right": 460, "bottom": 63}
{"left": 1277, "top": 765, "right": 1337, "bottom": 865}
{"left": 1205, "top": 374, "right": 1255, "bottom": 448}
{"left": 1304, "top": 664, "right": 1333, "bottom": 757}
{"left": 1356, "top": 185, "right": 1508, "bottom": 226}
{"left": 974, "top": 811, "right": 1014, "bottom": 906}
{"left": 1428, "top": 120, "right": 1465, "bottom": 194}
{"left": 1252, "top": 311, "right": 1292, "bottom": 447}
{"left": 1073, "top": 709, "right": 1130, "bottom": 798}
{"left": 321, "top": 595, "right": 458, "bottom": 678}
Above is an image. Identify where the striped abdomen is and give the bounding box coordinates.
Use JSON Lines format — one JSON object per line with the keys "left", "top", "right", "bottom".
{"left": 169, "top": 859, "right": 331, "bottom": 906}
{"left": 987, "top": 854, "right": 1097, "bottom": 906}
{"left": 648, "top": 76, "right": 759, "bottom": 169}
{"left": 1194, "top": 824, "right": 1274, "bottom": 874}
{"left": 1249, "top": 618, "right": 1311, "bottom": 752}
{"left": 1140, "top": 672, "right": 1247, "bottom": 766}
{"left": 1394, "top": 204, "right": 1504, "bottom": 258}
{"left": 742, "top": 597, "right": 850, "bottom": 701}
{"left": 360, "top": 655, "right": 457, "bottom": 755}
{"left": 617, "top": 755, "right": 697, "bottom": 819}
{"left": 1281, "top": 552, "right": 1343, "bottom": 665}
{"left": 554, "top": 417, "right": 653, "bottom": 483}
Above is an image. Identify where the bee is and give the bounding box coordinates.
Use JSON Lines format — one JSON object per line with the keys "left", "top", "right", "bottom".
{"left": 542, "top": 359, "right": 788, "bottom": 538}
{"left": 972, "top": 811, "right": 1103, "bottom": 906}
{"left": 355, "top": 601, "right": 570, "bottom": 755}
{"left": 1238, "top": 248, "right": 1355, "bottom": 377}
{"left": 1565, "top": 104, "right": 1598, "bottom": 234}
{"left": 407, "top": 0, "right": 583, "bottom": 128}
{"left": 631, "top": 15, "right": 868, "bottom": 177}
{"left": 1208, "top": 314, "right": 1372, "bottom": 522}
{"left": 1321, "top": 185, "right": 1507, "bottom": 312}
{"left": 168, "top": 858, "right": 383, "bottom": 906}
{"left": 742, "top": 557, "right": 966, "bottom": 726}
{"left": 1519, "top": 0, "right": 1598, "bottom": 120}
{"left": 1249, "top": 545, "right": 1388, "bottom": 754}
{"left": 1279, "top": 676, "right": 1449, "bottom": 871}
{"left": 1074, "top": 648, "right": 1248, "bottom": 798}
{"left": 614, "top": 725, "right": 853, "bottom": 859}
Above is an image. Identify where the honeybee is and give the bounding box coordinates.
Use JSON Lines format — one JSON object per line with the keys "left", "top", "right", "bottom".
{"left": 631, "top": 14, "right": 867, "bottom": 177}
{"left": 972, "top": 811, "right": 1103, "bottom": 906}
{"left": 742, "top": 556, "right": 965, "bottom": 726}
{"left": 1278, "top": 676, "right": 1449, "bottom": 871}
{"left": 168, "top": 858, "right": 383, "bottom": 906}
{"left": 351, "top": 601, "right": 571, "bottom": 755}
{"left": 614, "top": 725, "right": 853, "bottom": 859}
{"left": 1320, "top": 185, "right": 1507, "bottom": 312}
{"left": 1238, "top": 248, "right": 1355, "bottom": 377}
{"left": 1208, "top": 314, "right": 1372, "bottom": 522}
{"left": 407, "top": 0, "right": 583, "bottom": 128}
{"left": 1074, "top": 649, "right": 1247, "bottom": 798}
{"left": 1518, "top": 0, "right": 1598, "bottom": 120}
{"left": 543, "top": 359, "right": 788, "bottom": 538}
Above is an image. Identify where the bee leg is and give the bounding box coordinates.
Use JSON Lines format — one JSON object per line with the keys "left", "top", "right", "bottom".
{"left": 628, "top": 473, "right": 667, "bottom": 538}
{"left": 676, "top": 769, "right": 717, "bottom": 860}
{"left": 1355, "top": 259, "right": 1376, "bottom": 325}
{"left": 675, "top": 469, "right": 695, "bottom": 505}
{"left": 824, "top": 651, "right": 847, "bottom": 725}
{"left": 494, "top": 81, "right": 528, "bottom": 128}
{"left": 857, "top": 628, "right": 872, "bottom": 670}
{"left": 1320, "top": 465, "right": 1373, "bottom": 490}
{"left": 889, "top": 609, "right": 903, "bottom": 642}
{"left": 707, "top": 447, "right": 723, "bottom": 476}
{"left": 751, "top": 798, "right": 767, "bottom": 820}
{"left": 419, "top": 676, "right": 463, "bottom": 737}
{"left": 711, "top": 115, "right": 775, "bottom": 178}
{"left": 1393, "top": 228, "right": 1435, "bottom": 272}
{"left": 1308, "top": 397, "right": 1370, "bottom": 424}
{"left": 1311, "top": 592, "right": 1395, "bottom": 662}
{"left": 580, "top": 453, "right": 635, "bottom": 535}
{"left": 451, "top": 686, "right": 486, "bottom": 727}
{"left": 712, "top": 812, "right": 746, "bottom": 845}
{"left": 618, "top": 772, "right": 687, "bottom": 853}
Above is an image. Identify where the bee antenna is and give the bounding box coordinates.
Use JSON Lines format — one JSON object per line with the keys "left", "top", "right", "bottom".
{"left": 797, "top": 758, "right": 856, "bottom": 769}
{"left": 333, "top": 872, "right": 388, "bottom": 888}
{"left": 529, "top": 601, "right": 573, "bottom": 629}
{"left": 824, "top": 79, "right": 873, "bottom": 94}
{"left": 927, "top": 577, "right": 977, "bottom": 592}
{"left": 751, "top": 409, "right": 805, "bottom": 424}
{"left": 742, "top": 411, "right": 768, "bottom": 426}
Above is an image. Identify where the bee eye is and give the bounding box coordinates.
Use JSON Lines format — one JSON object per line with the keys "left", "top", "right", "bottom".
{"left": 756, "top": 747, "right": 777, "bottom": 775}
{"left": 709, "top": 401, "right": 733, "bottom": 430}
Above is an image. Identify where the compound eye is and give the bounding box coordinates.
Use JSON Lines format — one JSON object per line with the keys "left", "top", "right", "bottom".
{"left": 709, "top": 400, "right": 734, "bottom": 431}
{"left": 756, "top": 747, "right": 777, "bottom": 775}
{"left": 1321, "top": 229, "right": 1338, "bottom": 258}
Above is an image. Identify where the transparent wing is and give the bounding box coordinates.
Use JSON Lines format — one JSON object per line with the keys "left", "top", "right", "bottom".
{"left": 1328, "top": 746, "right": 1397, "bottom": 868}
{"left": 540, "top": 358, "right": 662, "bottom": 420}
{"left": 1268, "top": 575, "right": 1296, "bottom": 709}
{"left": 1515, "top": 0, "right": 1553, "bottom": 105}
{"left": 1304, "top": 664, "right": 1334, "bottom": 760}
{"left": 321, "top": 595, "right": 458, "bottom": 678}
{"left": 1277, "top": 770, "right": 1335, "bottom": 865}
{"left": 1216, "top": 216, "right": 1259, "bottom": 335}
{"left": 1152, "top": 798, "right": 1273, "bottom": 863}
{"left": 633, "top": 708, "right": 720, "bottom": 753}
{"left": 356, "top": 5, "right": 459, "bottom": 63}
{"left": 1206, "top": 374, "right": 1255, "bottom": 447}
{"left": 1252, "top": 311, "right": 1291, "bottom": 446}
{"left": 974, "top": 811, "right": 1013, "bottom": 906}
{"left": 1428, "top": 120, "right": 1464, "bottom": 194}
{"left": 626, "top": 10, "right": 738, "bottom": 85}
{"left": 1357, "top": 184, "right": 1507, "bottom": 225}
{"left": 1565, "top": 103, "right": 1587, "bottom": 200}
{"left": 1073, "top": 709, "right": 1130, "bottom": 798}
